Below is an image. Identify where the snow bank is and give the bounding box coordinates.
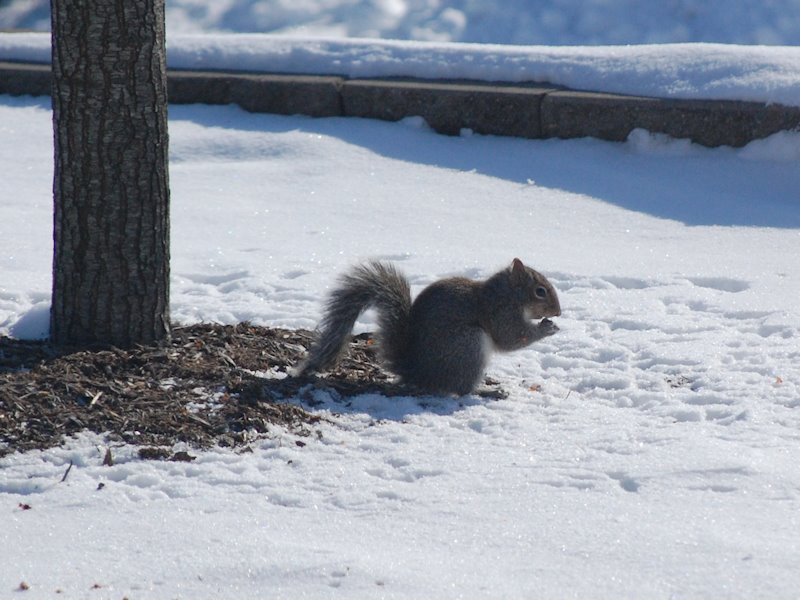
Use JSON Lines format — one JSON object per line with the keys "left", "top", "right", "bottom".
{"left": 2, "top": 32, "right": 800, "bottom": 106}
{"left": 4, "top": 0, "right": 800, "bottom": 47}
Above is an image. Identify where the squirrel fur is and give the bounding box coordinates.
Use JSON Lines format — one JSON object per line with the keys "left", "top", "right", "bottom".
{"left": 299, "top": 258, "right": 561, "bottom": 395}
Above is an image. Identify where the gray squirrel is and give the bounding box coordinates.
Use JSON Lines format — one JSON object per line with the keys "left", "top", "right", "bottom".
{"left": 298, "top": 258, "right": 561, "bottom": 395}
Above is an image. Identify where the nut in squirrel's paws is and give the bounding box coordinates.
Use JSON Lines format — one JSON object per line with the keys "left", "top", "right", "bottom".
{"left": 539, "top": 318, "right": 559, "bottom": 336}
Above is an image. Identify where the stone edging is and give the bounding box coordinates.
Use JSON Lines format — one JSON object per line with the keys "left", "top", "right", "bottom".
{"left": 2, "top": 61, "right": 799, "bottom": 147}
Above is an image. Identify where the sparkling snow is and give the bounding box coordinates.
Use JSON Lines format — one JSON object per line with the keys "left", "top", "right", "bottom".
{"left": 2, "top": 92, "right": 799, "bottom": 600}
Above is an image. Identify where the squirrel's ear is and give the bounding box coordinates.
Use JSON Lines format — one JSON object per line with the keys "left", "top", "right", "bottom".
{"left": 510, "top": 258, "right": 526, "bottom": 281}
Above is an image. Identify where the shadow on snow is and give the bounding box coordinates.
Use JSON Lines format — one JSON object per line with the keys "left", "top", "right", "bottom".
{"left": 174, "top": 103, "right": 800, "bottom": 229}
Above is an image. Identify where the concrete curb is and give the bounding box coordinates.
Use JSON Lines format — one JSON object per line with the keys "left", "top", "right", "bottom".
{"left": 2, "top": 61, "right": 799, "bottom": 147}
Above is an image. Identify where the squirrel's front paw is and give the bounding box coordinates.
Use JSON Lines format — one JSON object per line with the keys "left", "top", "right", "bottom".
{"left": 539, "top": 318, "right": 559, "bottom": 337}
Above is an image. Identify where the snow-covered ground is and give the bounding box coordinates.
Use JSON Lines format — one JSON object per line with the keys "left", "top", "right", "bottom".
{"left": 2, "top": 93, "right": 800, "bottom": 597}
{"left": 2, "top": 0, "right": 800, "bottom": 597}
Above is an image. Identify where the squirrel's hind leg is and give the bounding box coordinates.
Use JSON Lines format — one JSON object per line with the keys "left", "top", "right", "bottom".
{"left": 401, "top": 328, "right": 489, "bottom": 396}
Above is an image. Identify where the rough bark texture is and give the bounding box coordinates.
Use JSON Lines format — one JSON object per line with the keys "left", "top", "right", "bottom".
{"left": 50, "top": 0, "right": 170, "bottom": 347}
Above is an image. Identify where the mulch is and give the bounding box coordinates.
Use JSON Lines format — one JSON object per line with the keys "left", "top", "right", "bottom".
{"left": 0, "top": 323, "right": 407, "bottom": 459}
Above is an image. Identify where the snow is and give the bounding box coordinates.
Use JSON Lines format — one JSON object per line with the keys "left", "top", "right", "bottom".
{"left": 5, "top": 0, "right": 800, "bottom": 106}
{"left": 4, "top": 32, "right": 800, "bottom": 107}
{"left": 2, "top": 92, "right": 800, "bottom": 599}
{"left": 4, "top": 0, "right": 800, "bottom": 46}
{"left": 2, "top": 1, "right": 800, "bottom": 597}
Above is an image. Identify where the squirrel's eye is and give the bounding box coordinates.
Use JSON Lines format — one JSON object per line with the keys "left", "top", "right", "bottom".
{"left": 535, "top": 286, "right": 548, "bottom": 299}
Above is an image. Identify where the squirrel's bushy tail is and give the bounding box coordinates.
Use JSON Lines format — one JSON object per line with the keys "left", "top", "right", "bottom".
{"left": 299, "top": 261, "right": 412, "bottom": 375}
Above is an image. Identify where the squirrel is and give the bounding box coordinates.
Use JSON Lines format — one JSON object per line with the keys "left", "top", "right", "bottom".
{"left": 298, "top": 258, "right": 561, "bottom": 395}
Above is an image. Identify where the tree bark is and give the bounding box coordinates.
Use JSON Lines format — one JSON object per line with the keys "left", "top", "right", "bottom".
{"left": 50, "top": 0, "right": 170, "bottom": 346}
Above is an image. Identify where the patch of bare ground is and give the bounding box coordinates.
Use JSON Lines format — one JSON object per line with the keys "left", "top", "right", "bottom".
{"left": 0, "top": 323, "right": 402, "bottom": 458}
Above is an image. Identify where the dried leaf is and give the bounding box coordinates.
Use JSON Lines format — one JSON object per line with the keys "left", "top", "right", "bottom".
{"left": 170, "top": 451, "right": 196, "bottom": 462}
{"left": 139, "top": 447, "right": 171, "bottom": 461}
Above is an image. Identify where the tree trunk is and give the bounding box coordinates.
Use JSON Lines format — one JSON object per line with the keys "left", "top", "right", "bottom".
{"left": 50, "top": 0, "right": 170, "bottom": 347}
